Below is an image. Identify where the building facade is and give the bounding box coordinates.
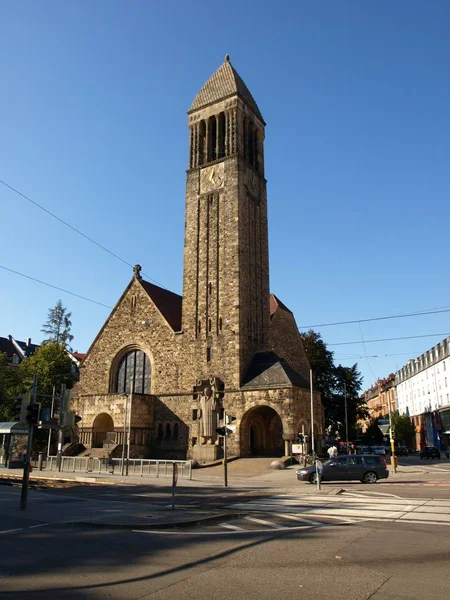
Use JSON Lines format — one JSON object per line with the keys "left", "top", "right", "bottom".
{"left": 72, "top": 57, "right": 324, "bottom": 461}
{"left": 360, "top": 374, "right": 396, "bottom": 433}
{"left": 396, "top": 336, "right": 450, "bottom": 450}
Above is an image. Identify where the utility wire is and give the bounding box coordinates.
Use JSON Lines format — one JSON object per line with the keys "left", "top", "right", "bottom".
{"left": 299, "top": 306, "right": 450, "bottom": 328}
{"left": 329, "top": 333, "right": 450, "bottom": 346}
{"left": 0, "top": 178, "right": 167, "bottom": 289}
{"left": 0, "top": 265, "right": 113, "bottom": 309}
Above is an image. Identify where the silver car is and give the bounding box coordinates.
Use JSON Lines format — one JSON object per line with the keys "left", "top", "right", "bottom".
{"left": 296, "top": 454, "right": 389, "bottom": 484}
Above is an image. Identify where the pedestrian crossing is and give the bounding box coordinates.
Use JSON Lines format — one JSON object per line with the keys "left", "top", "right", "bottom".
{"left": 209, "top": 494, "right": 450, "bottom": 532}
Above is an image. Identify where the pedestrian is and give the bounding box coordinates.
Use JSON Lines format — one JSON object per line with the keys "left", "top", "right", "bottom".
{"left": 348, "top": 444, "right": 357, "bottom": 455}
{"left": 327, "top": 444, "right": 337, "bottom": 459}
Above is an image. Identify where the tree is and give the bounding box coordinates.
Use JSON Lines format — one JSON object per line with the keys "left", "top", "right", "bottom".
{"left": 300, "top": 330, "right": 336, "bottom": 427}
{"left": 333, "top": 364, "right": 367, "bottom": 440}
{"left": 41, "top": 300, "right": 74, "bottom": 349}
{"left": 20, "top": 342, "right": 75, "bottom": 406}
{"left": 300, "top": 330, "right": 367, "bottom": 439}
{"left": 0, "top": 352, "right": 23, "bottom": 421}
{"left": 363, "top": 419, "right": 385, "bottom": 445}
{"left": 391, "top": 411, "right": 415, "bottom": 446}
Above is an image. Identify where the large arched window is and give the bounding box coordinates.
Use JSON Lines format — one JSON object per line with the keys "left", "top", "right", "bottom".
{"left": 116, "top": 350, "right": 151, "bottom": 394}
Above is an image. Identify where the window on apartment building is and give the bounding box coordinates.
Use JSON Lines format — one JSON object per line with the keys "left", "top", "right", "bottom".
{"left": 444, "top": 361, "right": 447, "bottom": 371}
{"left": 446, "top": 377, "right": 448, "bottom": 387}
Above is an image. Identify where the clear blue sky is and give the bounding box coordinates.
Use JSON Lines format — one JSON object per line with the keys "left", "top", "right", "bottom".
{"left": 1, "top": 1, "right": 450, "bottom": 390}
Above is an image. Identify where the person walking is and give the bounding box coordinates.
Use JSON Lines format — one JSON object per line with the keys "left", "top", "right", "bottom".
{"left": 328, "top": 444, "right": 338, "bottom": 459}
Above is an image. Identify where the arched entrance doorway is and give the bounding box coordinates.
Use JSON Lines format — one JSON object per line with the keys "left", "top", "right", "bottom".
{"left": 240, "top": 406, "right": 284, "bottom": 457}
{"left": 92, "top": 413, "right": 114, "bottom": 448}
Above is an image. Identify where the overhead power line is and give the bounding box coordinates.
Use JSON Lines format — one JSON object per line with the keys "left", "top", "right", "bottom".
{"left": 0, "top": 178, "right": 167, "bottom": 289}
{"left": 300, "top": 306, "right": 450, "bottom": 329}
{"left": 329, "top": 333, "right": 450, "bottom": 346}
{"left": 0, "top": 265, "right": 113, "bottom": 309}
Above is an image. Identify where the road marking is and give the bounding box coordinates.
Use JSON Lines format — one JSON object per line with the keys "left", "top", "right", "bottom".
{"left": 219, "top": 522, "right": 245, "bottom": 531}
{"left": 244, "top": 516, "right": 286, "bottom": 529}
{"left": 28, "top": 523, "right": 49, "bottom": 529}
{"left": 275, "top": 513, "right": 324, "bottom": 526}
{"left": 0, "top": 528, "right": 23, "bottom": 535}
{"left": 133, "top": 524, "right": 317, "bottom": 535}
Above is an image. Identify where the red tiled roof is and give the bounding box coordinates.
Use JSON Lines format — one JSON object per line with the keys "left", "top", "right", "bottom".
{"left": 140, "top": 280, "right": 183, "bottom": 331}
{"left": 270, "top": 294, "right": 293, "bottom": 317}
{"left": 72, "top": 353, "right": 86, "bottom": 361}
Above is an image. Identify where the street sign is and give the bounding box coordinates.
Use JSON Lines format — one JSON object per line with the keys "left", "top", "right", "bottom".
{"left": 173, "top": 463, "right": 179, "bottom": 487}
{"left": 292, "top": 444, "right": 302, "bottom": 454}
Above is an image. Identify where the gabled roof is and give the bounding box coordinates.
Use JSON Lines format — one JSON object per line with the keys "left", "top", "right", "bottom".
{"left": 270, "top": 294, "right": 293, "bottom": 317}
{"left": 189, "top": 55, "right": 265, "bottom": 124}
{"left": 0, "top": 336, "right": 17, "bottom": 358}
{"left": 13, "top": 338, "right": 40, "bottom": 357}
{"left": 241, "top": 352, "right": 309, "bottom": 390}
{"left": 140, "top": 280, "right": 182, "bottom": 332}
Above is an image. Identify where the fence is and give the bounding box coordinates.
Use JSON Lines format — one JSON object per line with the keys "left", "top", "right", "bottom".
{"left": 45, "top": 456, "right": 192, "bottom": 479}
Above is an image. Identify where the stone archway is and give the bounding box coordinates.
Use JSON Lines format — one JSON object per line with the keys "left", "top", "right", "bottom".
{"left": 92, "top": 413, "right": 114, "bottom": 448}
{"left": 240, "top": 406, "right": 284, "bottom": 457}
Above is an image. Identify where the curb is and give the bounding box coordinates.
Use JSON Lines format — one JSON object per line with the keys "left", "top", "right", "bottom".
{"left": 66, "top": 511, "right": 247, "bottom": 530}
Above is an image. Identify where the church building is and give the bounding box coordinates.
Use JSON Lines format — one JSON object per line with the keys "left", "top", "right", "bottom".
{"left": 73, "top": 56, "right": 324, "bottom": 461}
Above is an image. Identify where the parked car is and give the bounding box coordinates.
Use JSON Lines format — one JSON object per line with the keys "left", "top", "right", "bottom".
{"left": 296, "top": 454, "right": 389, "bottom": 484}
{"left": 355, "top": 445, "right": 374, "bottom": 455}
{"left": 419, "top": 446, "right": 440, "bottom": 459}
{"left": 372, "top": 446, "right": 386, "bottom": 456}
{"left": 395, "top": 446, "right": 409, "bottom": 457}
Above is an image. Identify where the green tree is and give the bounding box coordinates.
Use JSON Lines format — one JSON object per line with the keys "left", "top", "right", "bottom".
{"left": 0, "top": 352, "right": 23, "bottom": 421}
{"left": 391, "top": 411, "right": 415, "bottom": 446}
{"left": 20, "top": 342, "right": 75, "bottom": 407}
{"left": 333, "top": 364, "right": 367, "bottom": 440}
{"left": 41, "top": 299, "right": 74, "bottom": 350}
{"left": 300, "top": 330, "right": 367, "bottom": 439}
{"left": 300, "top": 330, "right": 336, "bottom": 428}
{"left": 363, "top": 419, "right": 385, "bottom": 445}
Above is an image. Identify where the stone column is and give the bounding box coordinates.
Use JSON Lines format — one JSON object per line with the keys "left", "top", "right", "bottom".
{"left": 284, "top": 439, "right": 291, "bottom": 457}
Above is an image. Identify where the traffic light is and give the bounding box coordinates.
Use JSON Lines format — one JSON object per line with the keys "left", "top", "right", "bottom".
{"left": 304, "top": 434, "right": 309, "bottom": 443}
{"left": 74, "top": 414, "right": 82, "bottom": 425}
{"left": 26, "top": 403, "right": 41, "bottom": 426}
{"left": 216, "top": 426, "right": 233, "bottom": 436}
{"left": 297, "top": 433, "right": 304, "bottom": 444}
{"left": 15, "top": 393, "right": 31, "bottom": 422}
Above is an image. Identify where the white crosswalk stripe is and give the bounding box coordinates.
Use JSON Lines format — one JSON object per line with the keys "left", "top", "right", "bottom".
{"left": 225, "top": 494, "right": 450, "bottom": 527}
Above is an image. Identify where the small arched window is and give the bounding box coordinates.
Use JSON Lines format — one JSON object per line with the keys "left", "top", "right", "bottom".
{"left": 173, "top": 423, "right": 179, "bottom": 440}
{"left": 157, "top": 424, "right": 163, "bottom": 440}
{"left": 116, "top": 350, "right": 151, "bottom": 395}
{"left": 165, "top": 423, "right": 172, "bottom": 439}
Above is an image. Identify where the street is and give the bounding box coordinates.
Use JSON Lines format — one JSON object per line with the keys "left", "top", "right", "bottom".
{"left": 1, "top": 458, "right": 450, "bottom": 599}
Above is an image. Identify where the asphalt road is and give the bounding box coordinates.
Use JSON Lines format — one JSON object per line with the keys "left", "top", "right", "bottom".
{"left": 1, "top": 500, "right": 450, "bottom": 600}
{"left": 1, "top": 457, "right": 449, "bottom": 599}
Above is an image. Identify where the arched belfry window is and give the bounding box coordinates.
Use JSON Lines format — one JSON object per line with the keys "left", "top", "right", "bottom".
{"left": 207, "top": 116, "right": 217, "bottom": 162}
{"left": 116, "top": 350, "right": 151, "bottom": 395}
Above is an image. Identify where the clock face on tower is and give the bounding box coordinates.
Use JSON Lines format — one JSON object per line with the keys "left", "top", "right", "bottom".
{"left": 200, "top": 163, "right": 225, "bottom": 194}
{"left": 245, "top": 168, "right": 259, "bottom": 197}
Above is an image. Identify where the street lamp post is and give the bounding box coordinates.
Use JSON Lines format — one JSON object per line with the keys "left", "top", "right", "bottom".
{"left": 121, "top": 393, "right": 128, "bottom": 476}
{"left": 310, "top": 369, "right": 315, "bottom": 458}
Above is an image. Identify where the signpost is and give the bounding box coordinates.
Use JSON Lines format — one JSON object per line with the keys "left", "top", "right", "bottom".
{"left": 315, "top": 459, "right": 323, "bottom": 492}
{"left": 20, "top": 376, "right": 38, "bottom": 511}
{"left": 171, "top": 463, "right": 178, "bottom": 510}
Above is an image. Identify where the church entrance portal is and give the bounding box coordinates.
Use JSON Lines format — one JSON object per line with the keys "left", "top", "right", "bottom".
{"left": 92, "top": 413, "right": 115, "bottom": 448}
{"left": 240, "top": 406, "right": 284, "bottom": 457}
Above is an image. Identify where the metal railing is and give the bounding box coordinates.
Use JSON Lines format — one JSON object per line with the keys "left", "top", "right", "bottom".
{"left": 45, "top": 456, "right": 192, "bottom": 479}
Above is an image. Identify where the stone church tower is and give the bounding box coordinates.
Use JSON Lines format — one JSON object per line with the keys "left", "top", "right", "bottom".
{"left": 72, "top": 57, "right": 324, "bottom": 461}
{"left": 182, "top": 55, "right": 269, "bottom": 389}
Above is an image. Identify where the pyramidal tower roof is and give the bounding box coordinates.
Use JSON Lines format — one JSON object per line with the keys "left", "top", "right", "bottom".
{"left": 189, "top": 55, "right": 264, "bottom": 124}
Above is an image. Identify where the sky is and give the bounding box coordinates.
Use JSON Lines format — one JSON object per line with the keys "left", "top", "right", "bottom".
{"left": 1, "top": 1, "right": 450, "bottom": 391}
